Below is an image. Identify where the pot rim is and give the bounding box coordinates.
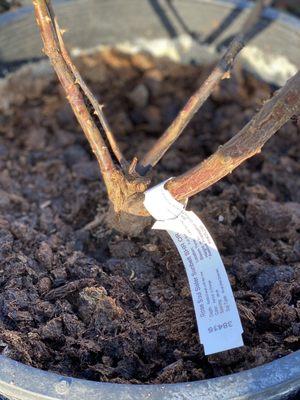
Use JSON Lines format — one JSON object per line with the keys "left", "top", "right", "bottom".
{"left": 0, "top": 351, "right": 300, "bottom": 400}
{"left": 0, "top": 1, "right": 300, "bottom": 399}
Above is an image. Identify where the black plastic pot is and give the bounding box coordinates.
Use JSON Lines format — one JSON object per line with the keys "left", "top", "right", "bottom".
{"left": 0, "top": 1, "right": 300, "bottom": 399}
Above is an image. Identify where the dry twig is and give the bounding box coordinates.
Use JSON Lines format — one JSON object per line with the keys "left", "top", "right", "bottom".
{"left": 33, "top": 0, "right": 117, "bottom": 184}
{"left": 46, "top": 1, "right": 126, "bottom": 168}
{"left": 136, "top": 0, "right": 273, "bottom": 174}
{"left": 167, "top": 71, "right": 300, "bottom": 200}
{"left": 33, "top": 0, "right": 147, "bottom": 235}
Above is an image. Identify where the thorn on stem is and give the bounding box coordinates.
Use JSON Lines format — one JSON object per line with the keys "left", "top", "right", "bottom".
{"left": 129, "top": 157, "right": 138, "bottom": 175}
{"left": 222, "top": 71, "right": 231, "bottom": 80}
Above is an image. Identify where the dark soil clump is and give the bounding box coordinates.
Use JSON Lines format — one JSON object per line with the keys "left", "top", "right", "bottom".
{"left": 0, "top": 50, "right": 299, "bottom": 383}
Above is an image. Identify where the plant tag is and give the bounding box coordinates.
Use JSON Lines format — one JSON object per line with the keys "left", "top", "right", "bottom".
{"left": 144, "top": 181, "right": 244, "bottom": 355}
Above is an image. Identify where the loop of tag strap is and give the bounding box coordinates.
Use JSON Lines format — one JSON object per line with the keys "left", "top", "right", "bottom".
{"left": 143, "top": 179, "right": 187, "bottom": 221}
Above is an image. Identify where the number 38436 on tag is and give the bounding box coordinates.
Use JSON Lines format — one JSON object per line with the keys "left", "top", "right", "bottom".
{"left": 208, "top": 321, "right": 233, "bottom": 333}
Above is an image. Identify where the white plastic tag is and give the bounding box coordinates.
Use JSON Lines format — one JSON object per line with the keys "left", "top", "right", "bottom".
{"left": 144, "top": 181, "right": 244, "bottom": 355}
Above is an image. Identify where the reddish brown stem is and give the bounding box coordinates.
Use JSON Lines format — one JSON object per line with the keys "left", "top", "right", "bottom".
{"left": 33, "top": 0, "right": 119, "bottom": 192}
{"left": 137, "top": 0, "right": 272, "bottom": 175}
{"left": 46, "top": 1, "right": 127, "bottom": 168}
{"left": 33, "top": 0, "right": 152, "bottom": 236}
{"left": 166, "top": 71, "right": 300, "bottom": 200}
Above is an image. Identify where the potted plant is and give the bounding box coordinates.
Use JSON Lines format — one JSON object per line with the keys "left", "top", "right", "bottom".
{"left": 0, "top": 0, "right": 299, "bottom": 399}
